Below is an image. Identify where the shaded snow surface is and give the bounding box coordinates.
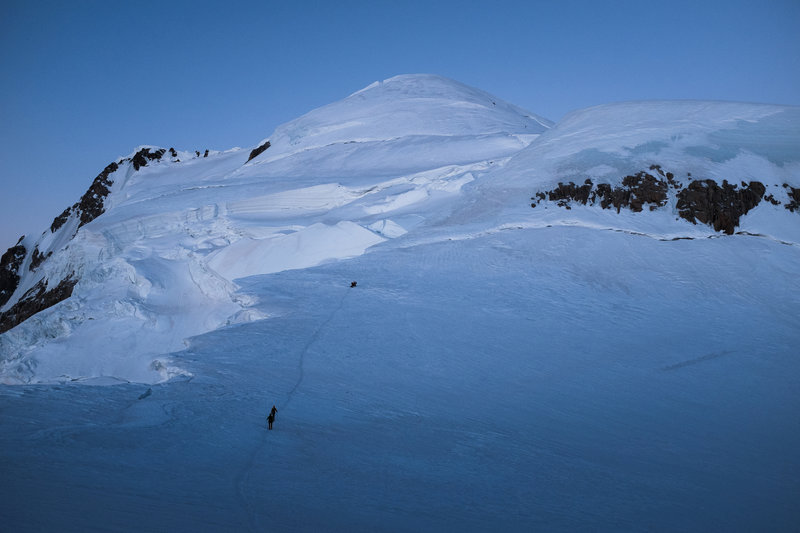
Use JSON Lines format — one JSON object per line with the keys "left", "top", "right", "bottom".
{"left": 1, "top": 76, "right": 800, "bottom": 531}
{"left": 2, "top": 227, "right": 799, "bottom": 531}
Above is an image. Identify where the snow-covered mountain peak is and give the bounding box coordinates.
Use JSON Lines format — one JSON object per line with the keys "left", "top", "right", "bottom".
{"left": 256, "top": 74, "right": 552, "bottom": 163}
{"left": 2, "top": 77, "right": 798, "bottom": 386}
{"left": 348, "top": 73, "right": 542, "bottom": 119}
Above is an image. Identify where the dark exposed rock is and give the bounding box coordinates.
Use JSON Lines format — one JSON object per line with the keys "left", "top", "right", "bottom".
{"left": 676, "top": 180, "right": 765, "bottom": 234}
{"left": 68, "top": 147, "right": 169, "bottom": 234}
{"left": 665, "top": 172, "right": 681, "bottom": 188}
{"left": 0, "top": 274, "right": 78, "bottom": 334}
{"left": 0, "top": 243, "right": 27, "bottom": 308}
{"left": 535, "top": 171, "right": 668, "bottom": 214}
{"left": 196, "top": 151, "right": 201, "bottom": 157}
{"left": 204, "top": 149, "right": 209, "bottom": 158}
{"left": 530, "top": 190, "right": 547, "bottom": 207}
{"left": 77, "top": 161, "right": 119, "bottom": 228}
{"left": 594, "top": 183, "right": 629, "bottom": 212}
{"left": 649, "top": 164, "right": 666, "bottom": 177}
{"left": 764, "top": 194, "right": 780, "bottom": 206}
{"left": 530, "top": 166, "right": 778, "bottom": 234}
{"left": 548, "top": 180, "right": 593, "bottom": 206}
{"left": 29, "top": 247, "right": 51, "bottom": 271}
{"left": 50, "top": 206, "right": 74, "bottom": 233}
{"left": 619, "top": 172, "right": 668, "bottom": 212}
{"left": 3, "top": 145, "right": 181, "bottom": 329}
{"left": 131, "top": 148, "right": 167, "bottom": 171}
{"left": 169, "top": 147, "right": 178, "bottom": 158}
{"left": 784, "top": 185, "right": 800, "bottom": 213}
{"left": 246, "top": 141, "right": 271, "bottom": 163}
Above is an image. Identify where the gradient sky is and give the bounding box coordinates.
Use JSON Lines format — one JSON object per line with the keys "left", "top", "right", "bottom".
{"left": 2, "top": 0, "right": 799, "bottom": 250}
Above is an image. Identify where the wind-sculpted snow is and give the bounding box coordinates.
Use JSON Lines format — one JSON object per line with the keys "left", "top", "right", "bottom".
{"left": 1, "top": 77, "right": 798, "bottom": 386}
{"left": 207, "top": 221, "right": 386, "bottom": 280}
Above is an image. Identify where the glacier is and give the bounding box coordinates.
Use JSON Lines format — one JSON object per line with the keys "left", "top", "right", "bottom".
{"left": 1, "top": 74, "right": 798, "bottom": 531}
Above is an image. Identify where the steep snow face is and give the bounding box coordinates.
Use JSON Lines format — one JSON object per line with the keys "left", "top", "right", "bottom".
{"left": 0, "top": 75, "right": 549, "bottom": 384}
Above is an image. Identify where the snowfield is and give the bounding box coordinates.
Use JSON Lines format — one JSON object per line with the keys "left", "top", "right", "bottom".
{"left": 1, "top": 74, "right": 798, "bottom": 531}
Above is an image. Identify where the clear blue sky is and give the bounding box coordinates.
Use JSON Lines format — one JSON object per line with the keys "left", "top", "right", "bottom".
{"left": 2, "top": 0, "right": 798, "bottom": 250}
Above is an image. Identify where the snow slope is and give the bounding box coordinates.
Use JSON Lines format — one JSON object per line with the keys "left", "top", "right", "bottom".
{"left": 1, "top": 227, "right": 798, "bottom": 531}
{"left": 0, "top": 75, "right": 547, "bottom": 384}
{"left": 1, "top": 75, "right": 799, "bottom": 531}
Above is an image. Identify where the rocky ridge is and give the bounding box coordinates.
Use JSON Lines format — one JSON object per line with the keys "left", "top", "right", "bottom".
{"left": 0, "top": 146, "right": 213, "bottom": 333}
{"left": 0, "top": 240, "right": 27, "bottom": 309}
{"left": 0, "top": 275, "right": 77, "bottom": 334}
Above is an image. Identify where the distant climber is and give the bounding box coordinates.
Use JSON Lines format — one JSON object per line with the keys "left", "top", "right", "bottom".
{"left": 350, "top": 281, "right": 357, "bottom": 288}
{"left": 267, "top": 405, "right": 278, "bottom": 430}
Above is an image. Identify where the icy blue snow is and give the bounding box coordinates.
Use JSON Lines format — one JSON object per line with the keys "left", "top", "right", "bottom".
{"left": 2, "top": 227, "right": 799, "bottom": 531}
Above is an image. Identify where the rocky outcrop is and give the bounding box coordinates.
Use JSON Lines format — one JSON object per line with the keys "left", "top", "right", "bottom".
{"left": 246, "top": 141, "right": 271, "bottom": 163}
{"left": 784, "top": 184, "right": 800, "bottom": 213}
{"left": 131, "top": 147, "right": 166, "bottom": 171}
{"left": 676, "top": 180, "right": 765, "bottom": 234}
{"left": 50, "top": 206, "right": 73, "bottom": 233}
{"left": 530, "top": 166, "right": 784, "bottom": 234}
{"left": 0, "top": 274, "right": 77, "bottom": 334}
{"left": 600, "top": 171, "right": 668, "bottom": 213}
{"left": 48, "top": 147, "right": 174, "bottom": 238}
{"left": 0, "top": 242, "right": 26, "bottom": 308}
{"left": 77, "top": 161, "right": 119, "bottom": 228}
{"left": 539, "top": 180, "right": 593, "bottom": 209}
{"left": 1, "top": 145, "right": 192, "bottom": 332}
{"left": 29, "top": 246, "right": 51, "bottom": 272}
{"left": 531, "top": 170, "right": 669, "bottom": 213}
